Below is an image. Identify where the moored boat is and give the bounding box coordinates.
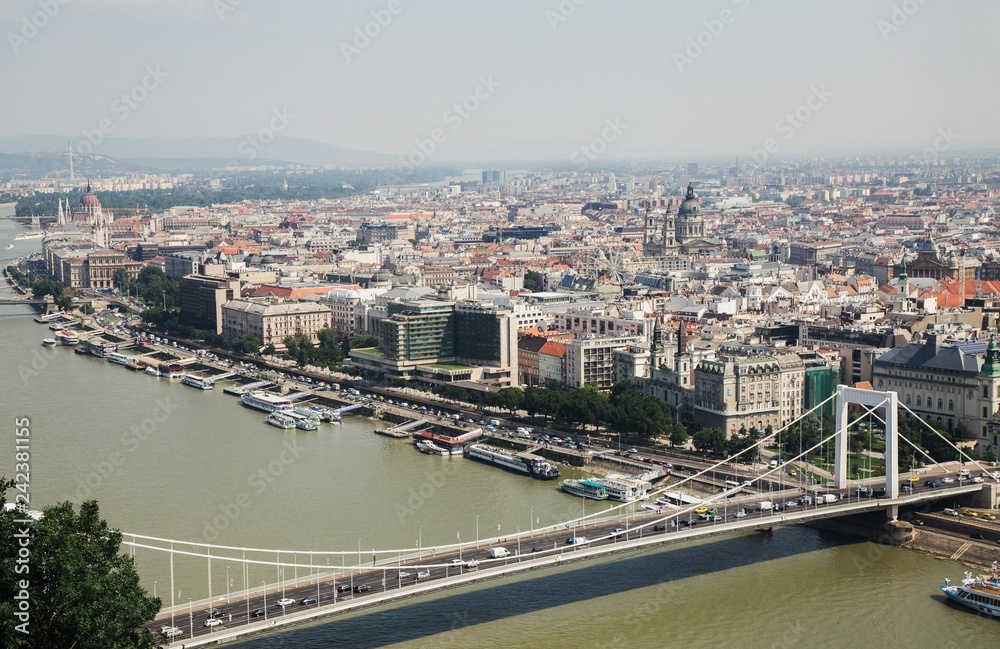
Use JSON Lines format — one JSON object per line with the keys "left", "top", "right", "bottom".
{"left": 182, "top": 374, "right": 214, "bottom": 390}
{"left": 464, "top": 443, "right": 557, "bottom": 478}
{"left": 265, "top": 412, "right": 297, "bottom": 429}
{"left": 74, "top": 344, "right": 89, "bottom": 355}
{"left": 560, "top": 479, "right": 609, "bottom": 500}
{"left": 41, "top": 338, "right": 57, "bottom": 347}
{"left": 144, "top": 365, "right": 161, "bottom": 376}
{"left": 106, "top": 351, "right": 133, "bottom": 366}
{"left": 55, "top": 329, "right": 80, "bottom": 345}
{"left": 157, "top": 363, "right": 185, "bottom": 379}
{"left": 592, "top": 476, "right": 650, "bottom": 502}
{"left": 241, "top": 390, "right": 293, "bottom": 413}
{"left": 940, "top": 565, "right": 1000, "bottom": 618}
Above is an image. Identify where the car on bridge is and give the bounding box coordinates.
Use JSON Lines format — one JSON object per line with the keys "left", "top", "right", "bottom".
{"left": 566, "top": 536, "right": 589, "bottom": 545}
{"left": 206, "top": 608, "right": 226, "bottom": 619}
{"left": 353, "top": 584, "right": 371, "bottom": 593}
{"left": 161, "top": 626, "right": 183, "bottom": 638}
{"left": 276, "top": 597, "right": 294, "bottom": 607}
{"left": 416, "top": 569, "right": 431, "bottom": 579}
{"left": 251, "top": 608, "right": 266, "bottom": 617}
{"left": 336, "top": 584, "right": 351, "bottom": 593}
{"left": 924, "top": 480, "right": 941, "bottom": 488}
{"left": 300, "top": 596, "right": 318, "bottom": 605}
{"left": 204, "top": 618, "right": 223, "bottom": 628}
{"left": 398, "top": 571, "right": 412, "bottom": 579}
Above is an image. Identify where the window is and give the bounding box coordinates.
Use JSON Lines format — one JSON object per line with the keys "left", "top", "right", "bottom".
{"left": 938, "top": 399, "right": 943, "bottom": 410}
{"left": 948, "top": 400, "right": 954, "bottom": 411}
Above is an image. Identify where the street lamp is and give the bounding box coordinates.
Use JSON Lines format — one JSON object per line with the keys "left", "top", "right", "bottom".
{"left": 530, "top": 505, "right": 534, "bottom": 537}
{"left": 476, "top": 515, "right": 479, "bottom": 547}
{"left": 188, "top": 598, "right": 193, "bottom": 639}
{"left": 262, "top": 582, "right": 267, "bottom": 621}
{"left": 226, "top": 566, "right": 230, "bottom": 603}
{"left": 153, "top": 581, "right": 156, "bottom": 600}
{"left": 418, "top": 526, "right": 422, "bottom": 556}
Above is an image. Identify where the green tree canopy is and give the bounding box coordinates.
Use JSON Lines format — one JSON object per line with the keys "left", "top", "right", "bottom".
{"left": 0, "top": 481, "right": 161, "bottom": 648}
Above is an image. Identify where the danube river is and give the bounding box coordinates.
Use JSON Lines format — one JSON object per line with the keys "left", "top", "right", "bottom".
{"left": 0, "top": 217, "right": 997, "bottom": 648}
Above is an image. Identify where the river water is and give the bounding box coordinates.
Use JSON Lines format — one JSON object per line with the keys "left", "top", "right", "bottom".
{"left": 0, "top": 216, "right": 997, "bottom": 648}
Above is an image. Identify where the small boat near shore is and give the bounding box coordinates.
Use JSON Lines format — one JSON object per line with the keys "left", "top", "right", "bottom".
{"left": 74, "top": 344, "right": 89, "bottom": 355}
{"left": 265, "top": 412, "right": 297, "bottom": 429}
{"left": 41, "top": 338, "right": 57, "bottom": 347}
{"left": 144, "top": 365, "right": 161, "bottom": 376}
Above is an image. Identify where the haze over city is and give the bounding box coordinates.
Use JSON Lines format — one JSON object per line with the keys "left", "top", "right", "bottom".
{"left": 3, "top": 0, "right": 999, "bottom": 163}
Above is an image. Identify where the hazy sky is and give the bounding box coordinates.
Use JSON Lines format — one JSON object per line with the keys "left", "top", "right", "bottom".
{"left": 3, "top": 0, "right": 997, "bottom": 162}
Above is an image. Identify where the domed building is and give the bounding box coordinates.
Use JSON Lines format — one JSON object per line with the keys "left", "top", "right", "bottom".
{"left": 80, "top": 181, "right": 101, "bottom": 216}
{"left": 675, "top": 183, "right": 704, "bottom": 244}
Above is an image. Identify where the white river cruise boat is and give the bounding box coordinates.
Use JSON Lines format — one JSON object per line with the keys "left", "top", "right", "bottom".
{"left": 940, "top": 565, "right": 1000, "bottom": 618}
{"left": 241, "top": 390, "right": 293, "bottom": 413}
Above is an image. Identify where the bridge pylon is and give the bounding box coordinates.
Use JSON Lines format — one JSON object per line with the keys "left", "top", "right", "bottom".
{"left": 833, "top": 385, "right": 899, "bottom": 501}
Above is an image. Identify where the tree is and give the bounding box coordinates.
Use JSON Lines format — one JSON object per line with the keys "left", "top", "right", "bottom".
{"left": 489, "top": 387, "right": 523, "bottom": 415}
{"left": 112, "top": 268, "right": 130, "bottom": 293}
{"left": 523, "top": 270, "right": 544, "bottom": 292}
{"left": 238, "top": 334, "right": 261, "bottom": 355}
{"left": 0, "top": 480, "right": 161, "bottom": 648}
{"left": 692, "top": 427, "right": 727, "bottom": 454}
{"left": 669, "top": 422, "right": 690, "bottom": 448}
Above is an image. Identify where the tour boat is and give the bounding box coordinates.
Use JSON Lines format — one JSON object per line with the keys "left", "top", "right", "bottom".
{"left": 940, "top": 566, "right": 1000, "bottom": 618}
{"left": 265, "top": 412, "right": 297, "bottom": 429}
{"left": 182, "top": 374, "right": 214, "bottom": 390}
{"left": 55, "top": 329, "right": 80, "bottom": 345}
{"left": 241, "top": 390, "right": 293, "bottom": 413}
{"left": 560, "top": 479, "right": 609, "bottom": 500}
{"left": 464, "top": 443, "right": 558, "bottom": 478}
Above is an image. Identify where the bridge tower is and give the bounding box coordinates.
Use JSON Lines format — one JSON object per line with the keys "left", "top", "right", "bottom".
{"left": 833, "top": 385, "right": 899, "bottom": 501}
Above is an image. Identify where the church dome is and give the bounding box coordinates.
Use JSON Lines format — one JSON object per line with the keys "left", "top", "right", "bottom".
{"left": 677, "top": 183, "right": 701, "bottom": 217}
{"left": 80, "top": 182, "right": 101, "bottom": 211}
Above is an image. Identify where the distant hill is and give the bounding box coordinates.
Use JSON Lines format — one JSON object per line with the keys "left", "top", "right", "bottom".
{"left": 0, "top": 135, "right": 397, "bottom": 168}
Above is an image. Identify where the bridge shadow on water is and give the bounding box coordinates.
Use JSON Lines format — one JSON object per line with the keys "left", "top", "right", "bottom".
{"left": 236, "top": 527, "right": 865, "bottom": 648}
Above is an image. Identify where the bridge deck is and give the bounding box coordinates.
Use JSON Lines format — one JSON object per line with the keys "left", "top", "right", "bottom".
{"left": 143, "top": 483, "right": 986, "bottom": 647}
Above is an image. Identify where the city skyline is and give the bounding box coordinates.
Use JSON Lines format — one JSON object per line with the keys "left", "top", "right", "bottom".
{"left": 2, "top": 0, "right": 998, "bottom": 164}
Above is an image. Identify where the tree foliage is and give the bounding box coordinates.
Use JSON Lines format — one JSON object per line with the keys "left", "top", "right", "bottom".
{"left": 0, "top": 481, "right": 161, "bottom": 648}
